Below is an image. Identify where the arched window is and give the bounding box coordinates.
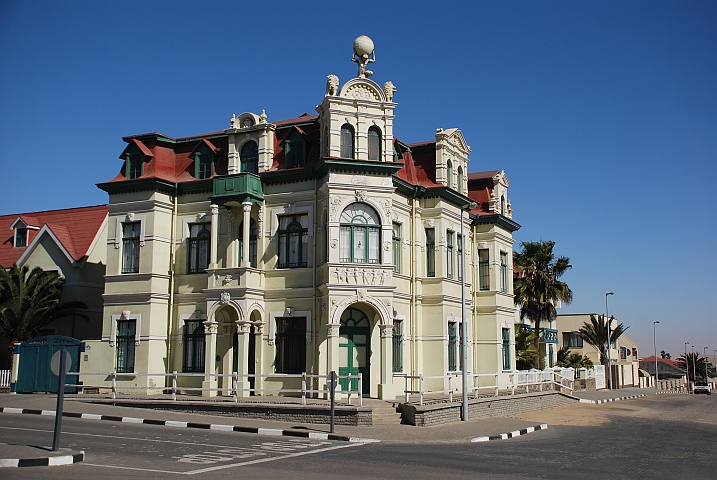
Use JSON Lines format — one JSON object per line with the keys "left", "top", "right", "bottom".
{"left": 368, "top": 126, "right": 381, "bottom": 161}
{"left": 446, "top": 160, "right": 452, "bottom": 188}
{"left": 339, "top": 203, "right": 381, "bottom": 264}
{"left": 240, "top": 141, "right": 258, "bottom": 174}
{"left": 239, "top": 218, "right": 258, "bottom": 268}
{"left": 457, "top": 167, "right": 463, "bottom": 193}
{"left": 501, "top": 195, "right": 506, "bottom": 216}
{"left": 340, "top": 124, "right": 354, "bottom": 159}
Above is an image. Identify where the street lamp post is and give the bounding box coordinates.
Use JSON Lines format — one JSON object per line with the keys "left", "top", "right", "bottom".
{"left": 460, "top": 201, "right": 476, "bottom": 422}
{"left": 605, "top": 292, "right": 614, "bottom": 389}
{"left": 653, "top": 321, "right": 660, "bottom": 389}
{"left": 692, "top": 345, "right": 696, "bottom": 384}
{"left": 704, "top": 347, "right": 709, "bottom": 379}
{"left": 685, "top": 342, "right": 690, "bottom": 393}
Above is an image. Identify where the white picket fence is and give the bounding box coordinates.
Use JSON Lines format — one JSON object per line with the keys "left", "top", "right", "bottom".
{"left": 0, "top": 370, "right": 11, "bottom": 387}
{"left": 395, "top": 368, "right": 574, "bottom": 405}
{"left": 66, "top": 371, "right": 363, "bottom": 406}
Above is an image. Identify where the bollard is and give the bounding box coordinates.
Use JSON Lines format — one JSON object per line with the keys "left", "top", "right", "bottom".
{"left": 329, "top": 371, "right": 336, "bottom": 434}
{"left": 172, "top": 371, "right": 177, "bottom": 401}
{"left": 52, "top": 350, "right": 67, "bottom": 452}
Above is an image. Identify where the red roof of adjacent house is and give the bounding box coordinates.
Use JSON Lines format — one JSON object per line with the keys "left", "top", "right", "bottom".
{"left": 640, "top": 356, "right": 681, "bottom": 368}
{"left": 0, "top": 205, "right": 108, "bottom": 267}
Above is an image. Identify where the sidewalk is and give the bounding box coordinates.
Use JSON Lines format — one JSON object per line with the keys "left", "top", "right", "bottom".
{"left": 0, "top": 387, "right": 672, "bottom": 466}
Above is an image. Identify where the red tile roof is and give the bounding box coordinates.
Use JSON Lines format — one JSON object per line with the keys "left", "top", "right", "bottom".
{"left": 640, "top": 356, "right": 681, "bottom": 368}
{"left": 0, "top": 205, "right": 108, "bottom": 267}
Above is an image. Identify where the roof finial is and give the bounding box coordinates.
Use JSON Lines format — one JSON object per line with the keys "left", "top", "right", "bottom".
{"left": 351, "top": 35, "right": 375, "bottom": 78}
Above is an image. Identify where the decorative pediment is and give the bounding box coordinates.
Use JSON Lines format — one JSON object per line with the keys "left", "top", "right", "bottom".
{"left": 190, "top": 139, "right": 220, "bottom": 157}
{"left": 436, "top": 128, "right": 471, "bottom": 154}
{"left": 119, "top": 138, "right": 154, "bottom": 160}
{"left": 229, "top": 112, "right": 262, "bottom": 130}
{"left": 493, "top": 170, "right": 510, "bottom": 188}
{"left": 338, "top": 78, "right": 386, "bottom": 103}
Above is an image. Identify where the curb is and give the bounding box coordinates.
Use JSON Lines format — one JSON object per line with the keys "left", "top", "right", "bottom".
{"left": 0, "top": 452, "right": 85, "bottom": 468}
{"left": 578, "top": 394, "right": 645, "bottom": 404}
{"left": 0, "top": 407, "right": 378, "bottom": 444}
{"left": 471, "top": 424, "right": 548, "bottom": 442}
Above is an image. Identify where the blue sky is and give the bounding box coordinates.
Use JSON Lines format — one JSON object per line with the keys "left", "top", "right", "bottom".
{"left": 1, "top": 1, "right": 715, "bottom": 359}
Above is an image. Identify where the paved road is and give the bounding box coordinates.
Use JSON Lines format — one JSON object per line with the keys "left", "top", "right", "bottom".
{"left": 1, "top": 393, "right": 715, "bottom": 479}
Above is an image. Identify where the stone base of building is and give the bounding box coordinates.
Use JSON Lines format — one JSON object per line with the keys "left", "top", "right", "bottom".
{"left": 399, "top": 391, "right": 578, "bottom": 427}
{"left": 88, "top": 399, "right": 374, "bottom": 426}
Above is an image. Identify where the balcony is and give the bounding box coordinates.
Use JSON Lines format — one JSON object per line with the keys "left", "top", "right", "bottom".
{"left": 212, "top": 173, "right": 263, "bottom": 206}
{"left": 520, "top": 325, "right": 559, "bottom": 344}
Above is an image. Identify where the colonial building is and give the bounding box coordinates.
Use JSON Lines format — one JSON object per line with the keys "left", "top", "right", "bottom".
{"left": 0, "top": 205, "right": 108, "bottom": 369}
{"left": 83, "top": 37, "right": 520, "bottom": 399}
{"left": 557, "top": 313, "right": 640, "bottom": 388}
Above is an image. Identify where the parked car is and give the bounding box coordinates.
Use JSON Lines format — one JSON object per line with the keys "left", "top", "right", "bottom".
{"left": 693, "top": 381, "right": 711, "bottom": 395}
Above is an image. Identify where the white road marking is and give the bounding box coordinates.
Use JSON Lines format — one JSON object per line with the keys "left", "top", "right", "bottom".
{"left": 186, "top": 443, "right": 363, "bottom": 475}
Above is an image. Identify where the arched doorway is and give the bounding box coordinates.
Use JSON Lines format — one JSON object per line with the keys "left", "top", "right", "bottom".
{"left": 339, "top": 307, "right": 370, "bottom": 395}
{"left": 215, "top": 306, "right": 238, "bottom": 395}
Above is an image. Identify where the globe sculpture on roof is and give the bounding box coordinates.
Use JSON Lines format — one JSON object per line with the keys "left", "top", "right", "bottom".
{"left": 351, "top": 35, "right": 376, "bottom": 78}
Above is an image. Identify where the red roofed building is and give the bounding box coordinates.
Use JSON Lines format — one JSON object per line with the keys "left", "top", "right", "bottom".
{"left": 0, "top": 205, "right": 108, "bottom": 369}
{"left": 81, "top": 38, "right": 522, "bottom": 400}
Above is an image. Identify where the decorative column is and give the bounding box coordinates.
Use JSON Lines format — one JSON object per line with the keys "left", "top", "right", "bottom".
{"left": 210, "top": 204, "right": 219, "bottom": 268}
{"left": 326, "top": 323, "right": 341, "bottom": 399}
{"left": 201, "top": 320, "right": 218, "bottom": 397}
{"left": 234, "top": 321, "right": 251, "bottom": 397}
{"left": 253, "top": 321, "right": 265, "bottom": 395}
{"left": 378, "top": 323, "right": 395, "bottom": 400}
{"left": 241, "top": 202, "right": 252, "bottom": 267}
{"left": 226, "top": 210, "right": 236, "bottom": 268}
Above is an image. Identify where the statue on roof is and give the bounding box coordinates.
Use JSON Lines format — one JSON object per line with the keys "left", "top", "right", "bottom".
{"left": 351, "top": 35, "right": 376, "bottom": 78}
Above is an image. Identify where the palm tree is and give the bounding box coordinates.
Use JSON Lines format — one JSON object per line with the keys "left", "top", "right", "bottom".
{"left": 0, "top": 264, "right": 88, "bottom": 369}
{"left": 576, "top": 314, "right": 628, "bottom": 368}
{"left": 514, "top": 325, "right": 540, "bottom": 370}
{"left": 676, "top": 353, "right": 708, "bottom": 382}
{"left": 513, "top": 240, "right": 573, "bottom": 369}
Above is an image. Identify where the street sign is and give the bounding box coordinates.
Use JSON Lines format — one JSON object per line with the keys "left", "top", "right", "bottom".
{"left": 50, "top": 350, "right": 72, "bottom": 376}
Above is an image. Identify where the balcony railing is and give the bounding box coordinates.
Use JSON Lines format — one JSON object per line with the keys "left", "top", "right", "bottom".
{"left": 212, "top": 173, "right": 263, "bottom": 204}
{"left": 520, "top": 325, "right": 559, "bottom": 344}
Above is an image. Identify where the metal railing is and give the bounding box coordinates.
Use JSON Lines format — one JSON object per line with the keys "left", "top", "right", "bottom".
{"left": 66, "top": 371, "right": 363, "bottom": 407}
{"left": 396, "top": 368, "right": 574, "bottom": 406}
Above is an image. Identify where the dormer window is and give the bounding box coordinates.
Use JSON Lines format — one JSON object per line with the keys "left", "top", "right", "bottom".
{"left": 125, "top": 153, "right": 143, "bottom": 179}
{"left": 196, "top": 152, "right": 213, "bottom": 179}
{"left": 14, "top": 227, "right": 27, "bottom": 247}
{"left": 368, "top": 126, "right": 381, "bottom": 161}
{"left": 340, "top": 124, "right": 354, "bottom": 159}
{"left": 457, "top": 167, "right": 463, "bottom": 193}
{"left": 283, "top": 130, "right": 307, "bottom": 168}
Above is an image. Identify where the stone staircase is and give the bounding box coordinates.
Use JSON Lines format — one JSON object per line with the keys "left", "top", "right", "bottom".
{"left": 371, "top": 404, "right": 403, "bottom": 425}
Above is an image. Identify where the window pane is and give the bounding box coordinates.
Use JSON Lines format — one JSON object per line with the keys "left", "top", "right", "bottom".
{"left": 368, "top": 127, "right": 380, "bottom": 161}
{"left": 479, "top": 249, "right": 490, "bottom": 290}
{"left": 368, "top": 228, "right": 380, "bottom": 263}
{"left": 241, "top": 142, "right": 258, "bottom": 174}
{"left": 340, "top": 226, "right": 351, "bottom": 262}
{"left": 353, "top": 226, "right": 366, "bottom": 262}
{"left": 341, "top": 125, "right": 354, "bottom": 159}
{"left": 426, "top": 228, "right": 435, "bottom": 277}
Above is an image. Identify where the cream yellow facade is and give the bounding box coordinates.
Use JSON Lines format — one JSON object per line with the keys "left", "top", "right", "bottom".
{"left": 557, "top": 313, "right": 640, "bottom": 388}
{"left": 84, "top": 40, "right": 520, "bottom": 399}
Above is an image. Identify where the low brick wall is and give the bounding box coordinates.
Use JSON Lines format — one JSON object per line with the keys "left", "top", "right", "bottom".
{"left": 574, "top": 378, "right": 597, "bottom": 391}
{"left": 400, "top": 391, "right": 578, "bottom": 427}
{"left": 91, "top": 400, "right": 373, "bottom": 426}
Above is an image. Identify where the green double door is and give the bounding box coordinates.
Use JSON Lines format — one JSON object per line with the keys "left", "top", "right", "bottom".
{"left": 338, "top": 308, "right": 370, "bottom": 395}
